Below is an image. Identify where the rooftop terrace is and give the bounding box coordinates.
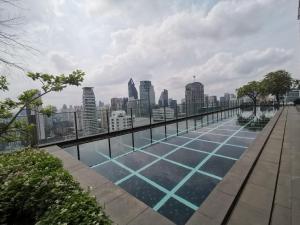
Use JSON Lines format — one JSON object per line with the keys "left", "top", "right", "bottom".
{"left": 44, "top": 106, "right": 299, "bottom": 225}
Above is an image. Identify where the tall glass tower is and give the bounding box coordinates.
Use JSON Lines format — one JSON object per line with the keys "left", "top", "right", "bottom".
{"left": 82, "top": 87, "right": 98, "bottom": 135}
{"left": 139, "top": 81, "right": 155, "bottom": 116}
{"left": 128, "top": 78, "right": 138, "bottom": 99}
{"left": 185, "top": 82, "right": 204, "bottom": 115}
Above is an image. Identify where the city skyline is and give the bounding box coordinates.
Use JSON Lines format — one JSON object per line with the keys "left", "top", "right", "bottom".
{"left": 0, "top": 0, "right": 299, "bottom": 108}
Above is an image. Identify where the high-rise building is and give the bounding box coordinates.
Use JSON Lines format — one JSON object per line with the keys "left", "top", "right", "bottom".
{"left": 139, "top": 81, "right": 155, "bottom": 116}
{"left": 109, "top": 110, "right": 134, "bottom": 131}
{"left": 111, "top": 97, "right": 128, "bottom": 112}
{"left": 158, "top": 89, "right": 168, "bottom": 107}
{"left": 208, "top": 96, "right": 218, "bottom": 107}
{"left": 128, "top": 78, "right": 138, "bottom": 99}
{"left": 82, "top": 87, "right": 98, "bottom": 135}
{"left": 185, "top": 82, "right": 204, "bottom": 115}
{"left": 127, "top": 97, "right": 141, "bottom": 116}
{"left": 99, "top": 100, "right": 104, "bottom": 108}
{"left": 152, "top": 107, "right": 174, "bottom": 122}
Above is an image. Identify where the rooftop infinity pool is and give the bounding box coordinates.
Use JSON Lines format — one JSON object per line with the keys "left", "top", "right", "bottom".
{"left": 63, "top": 107, "right": 276, "bottom": 225}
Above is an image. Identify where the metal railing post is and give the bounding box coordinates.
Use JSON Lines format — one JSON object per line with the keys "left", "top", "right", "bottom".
{"left": 164, "top": 105, "right": 167, "bottom": 139}
{"left": 185, "top": 100, "right": 188, "bottom": 133}
{"left": 74, "top": 112, "right": 78, "bottom": 141}
{"left": 176, "top": 104, "right": 179, "bottom": 136}
{"left": 130, "top": 108, "right": 135, "bottom": 151}
{"left": 106, "top": 109, "right": 112, "bottom": 158}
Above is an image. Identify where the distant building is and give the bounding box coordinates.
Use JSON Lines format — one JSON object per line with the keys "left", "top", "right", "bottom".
{"left": 185, "top": 82, "right": 204, "bottom": 115}
{"left": 99, "top": 100, "right": 104, "bottom": 108}
{"left": 127, "top": 97, "right": 141, "bottom": 116}
{"left": 158, "top": 89, "right": 168, "bottom": 107}
{"left": 285, "top": 89, "right": 300, "bottom": 103}
{"left": 82, "top": 87, "right": 98, "bottom": 135}
{"left": 168, "top": 98, "right": 177, "bottom": 110}
{"left": 139, "top": 81, "right": 155, "bottom": 116}
{"left": 204, "top": 94, "right": 209, "bottom": 107}
{"left": 152, "top": 107, "right": 174, "bottom": 122}
{"left": 128, "top": 78, "right": 138, "bottom": 99}
{"left": 111, "top": 97, "right": 128, "bottom": 112}
{"left": 208, "top": 96, "right": 218, "bottom": 107}
{"left": 109, "top": 110, "right": 134, "bottom": 131}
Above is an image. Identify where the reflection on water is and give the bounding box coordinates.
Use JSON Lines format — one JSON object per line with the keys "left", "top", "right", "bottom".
{"left": 236, "top": 106, "right": 275, "bottom": 132}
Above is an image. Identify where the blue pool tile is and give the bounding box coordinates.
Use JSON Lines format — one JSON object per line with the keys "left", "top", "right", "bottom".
{"left": 216, "top": 145, "right": 246, "bottom": 159}
{"left": 176, "top": 173, "right": 219, "bottom": 206}
{"left": 178, "top": 132, "right": 202, "bottom": 139}
{"left": 140, "top": 160, "right": 190, "bottom": 190}
{"left": 119, "top": 176, "right": 165, "bottom": 207}
{"left": 219, "top": 125, "right": 241, "bottom": 130}
{"left": 116, "top": 151, "right": 156, "bottom": 171}
{"left": 227, "top": 136, "right": 253, "bottom": 147}
{"left": 185, "top": 140, "right": 218, "bottom": 153}
{"left": 200, "top": 156, "right": 235, "bottom": 177}
{"left": 65, "top": 147, "right": 108, "bottom": 167}
{"left": 166, "top": 148, "right": 207, "bottom": 168}
{"left": 198, "top": 133, "right": 228, "bottom": 143}
{"left": 143, "top": 143, "right": 176, "bottom": 156}
{"left": 234, "top": 131, "right": 258, "bottom": 139}
{"left": 158, "top": 198, "right": 195, "bottom": 225}
{"left": 210, "top": 129, "right": 235, "bottom": 136}
{"left": 163, "top": 136, "right": 191, "bottom": 146}
{"left": 93, "top": 161, "right": 130, "bottom": 182}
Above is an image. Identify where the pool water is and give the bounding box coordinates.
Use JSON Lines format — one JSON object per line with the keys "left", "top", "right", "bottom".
{"left": 64, "top": 108, "right": 276, "bottom": 225}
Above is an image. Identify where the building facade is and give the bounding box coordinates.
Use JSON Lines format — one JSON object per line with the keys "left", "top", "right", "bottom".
{"left": 185, "top": 82, "right": 204, "bottom": 115}
{"left": 152, "top": 107, "right": 175, "bottom": 122}
{"left": 82, "top": 87, "right": 98, "bottom": 135}
{"left": 109, "top": 110, "right": 134, "bottom": 131}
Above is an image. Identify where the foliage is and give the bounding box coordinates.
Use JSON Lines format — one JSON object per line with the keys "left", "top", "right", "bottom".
{"left": 0, "top": 149, "right": 112, "bottom": 225}
{"left": 261, "top": 70, "right": 293, "bottom": 102}
{"left": 236, "top": 81, "right": 263, "bottom": 104}
{"left": 0, "top": 70, "right": 85, "bottom": 145}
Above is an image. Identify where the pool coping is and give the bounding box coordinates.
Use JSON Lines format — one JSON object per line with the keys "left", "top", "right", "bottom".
{"left": 185, "top": 108, "right": 284, "bottom": 225}
{"left": 43, "top": 145, "right": 175, "bottom": 225}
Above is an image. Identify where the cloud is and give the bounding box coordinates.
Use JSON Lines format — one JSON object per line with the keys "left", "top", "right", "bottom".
{"left": 0, "top": 0, "right": 298, "bottom": 107}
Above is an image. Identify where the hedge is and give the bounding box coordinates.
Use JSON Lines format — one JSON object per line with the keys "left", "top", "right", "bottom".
{"left": 0, "top": 148, "right": 112, "bottom": 225}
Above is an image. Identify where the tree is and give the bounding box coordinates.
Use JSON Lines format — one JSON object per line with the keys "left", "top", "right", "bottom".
{"left": 236, "top": 81, "right": 263, "bottom": 115}
{"left": 261, "top": 70, "right": 293, "bottom": 104}
{"left": 0, "top": 70, "right": 85, "bottom": 146}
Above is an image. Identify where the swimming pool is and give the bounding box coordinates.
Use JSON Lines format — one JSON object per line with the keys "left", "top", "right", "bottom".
{"left": 64, "top": 107, "right": 276, "bottom": 225}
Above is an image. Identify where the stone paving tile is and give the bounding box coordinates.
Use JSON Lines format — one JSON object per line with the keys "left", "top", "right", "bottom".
{"left": 91, "top": 181, "right": 126, "bottom": 206}
{"left": 291, "top": 177, "right": 300, "bottom": 200}
{"left": 227, "top": 201, "right": 269, "bottom": 225}
{"left": 105, "top": 193, "right": 148, "bottom": 225}
{"left": 198, "top": 190, "right": 234, "bottom": 223}
{"left": 186, "top": 212, "right": 218, "bottom": 225}
{"left": 239, "top": 183, "right": 274, "bottom": 213}
{"left": 69, "top": 166, "right": 109, "bottom": 191}
{"left": 215, "top": 172, "right": 244, "bottom": 197}
{"left": 276, "top": 185, "right": 292, "bottom": 208}
{"left": 271, "top": 204, "right": 291, "bottom": 225}
{"left": 128, "top": 208, "right": 175, "bottom": 225}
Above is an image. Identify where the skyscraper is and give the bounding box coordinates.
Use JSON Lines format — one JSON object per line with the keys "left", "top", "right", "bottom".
{"left": 128, "top": 78, "right": 138, "bottom": 99}
{"left": 139, "top": 81, "right": 155, "bottom": 116}
{"left": 158, "top": 89, "right": 168, "bottom": 107}
{"left": 82, "top": 87, "right": 98, "bottom": 135}
{"left": 185, "top": 82, "right": 204, "bottom": 115}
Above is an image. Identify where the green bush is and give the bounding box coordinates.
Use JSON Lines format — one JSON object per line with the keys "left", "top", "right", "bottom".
{"left": 0, "top": 149, "right": 112, "bottom": 225}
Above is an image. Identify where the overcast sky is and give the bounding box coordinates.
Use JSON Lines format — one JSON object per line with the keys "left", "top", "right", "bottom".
{"left": 1, "top": 0, "right": 299, "bottom": 108}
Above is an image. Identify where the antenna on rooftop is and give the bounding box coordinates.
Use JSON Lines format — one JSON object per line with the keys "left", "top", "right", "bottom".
{"left": 193, "top": 75, "right": 196, "bottom": 83}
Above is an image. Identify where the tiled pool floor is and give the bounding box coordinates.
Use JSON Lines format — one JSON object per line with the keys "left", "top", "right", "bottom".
{"left": 64, "top": 116, "right": 270, "bottom": 225}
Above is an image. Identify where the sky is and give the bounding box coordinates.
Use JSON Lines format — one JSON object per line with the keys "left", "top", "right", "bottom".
{"left": 0, "top": 0, "right": 300, "bottom": 109}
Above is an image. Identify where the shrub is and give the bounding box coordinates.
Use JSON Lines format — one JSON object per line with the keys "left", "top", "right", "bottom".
{"left": 0, "top": 149, "right": 112, "bottom": 225}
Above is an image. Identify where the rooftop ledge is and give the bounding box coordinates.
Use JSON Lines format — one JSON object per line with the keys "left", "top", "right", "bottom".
{"left": 43, "top": 106, "right": 300, "bottom": 225}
